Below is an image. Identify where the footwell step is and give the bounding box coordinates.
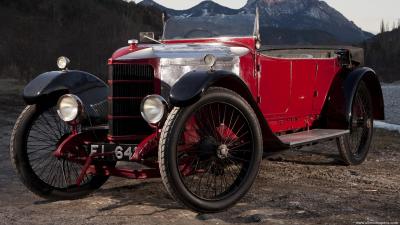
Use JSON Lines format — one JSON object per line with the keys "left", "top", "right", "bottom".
{"left": 278, "top": 129, "right": 349, "bottom": 147}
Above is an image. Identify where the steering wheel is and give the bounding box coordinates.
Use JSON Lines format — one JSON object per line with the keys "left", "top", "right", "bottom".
{"left": 183, "top": 28, "right": 218, "bottom": 38}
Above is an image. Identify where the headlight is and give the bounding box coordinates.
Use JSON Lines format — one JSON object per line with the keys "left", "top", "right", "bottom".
{"left": 57, "top": 94, "right": 83, "bottom": 122}
{"left": 141, "top": 95, "right": 167, "bottom": 124}
{"left": 57, "top": 56, "right": 70, "bottom": 70}
{"left": 204, "top": 54, "right": 217, "bottom": 68}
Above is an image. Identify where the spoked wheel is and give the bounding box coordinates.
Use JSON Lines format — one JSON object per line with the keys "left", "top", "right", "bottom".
{"left": 337, "top": 81, "right": 374, "bottom": 165}
{"left": 159, "top": 87, "right": 263, "bottom": 212}
{"left": 10, "top": 104, "right": 109, "bottom": 200}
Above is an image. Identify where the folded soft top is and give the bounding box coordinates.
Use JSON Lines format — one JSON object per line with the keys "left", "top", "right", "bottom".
{"left": 260, "top": 45, "right": 364, "bottom": 65}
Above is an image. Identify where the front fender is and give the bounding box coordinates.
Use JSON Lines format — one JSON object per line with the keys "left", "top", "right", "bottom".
{"left": 170, "top": 70, "right": 240, "bottom": 107}
{"left": 170, "top": 70, "right": 288, "bottom": 150}
{"left": 23, "top": 70, "right": 108, "bottom": 125}
{"left": 322, "top": 67, "right": 384, "bottom": 129}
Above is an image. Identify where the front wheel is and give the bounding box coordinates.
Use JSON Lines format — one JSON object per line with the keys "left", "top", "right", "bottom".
{"left": 10, "top": 104, "right": 109, "bottom": 200}
{"left": 159, "top": 87, "right": 263, "bottom": 212}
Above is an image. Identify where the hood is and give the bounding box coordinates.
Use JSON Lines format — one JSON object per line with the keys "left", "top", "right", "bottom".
{"left": 112, "top": 43, "right": 251, "bottom": 100}
{"left": 115, "top": 43, "right": 250, "bottom": 61}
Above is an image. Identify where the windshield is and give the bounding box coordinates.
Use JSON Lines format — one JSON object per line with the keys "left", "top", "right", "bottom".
{"left": 163, "top": 14, "right": 257, "bottom": 40}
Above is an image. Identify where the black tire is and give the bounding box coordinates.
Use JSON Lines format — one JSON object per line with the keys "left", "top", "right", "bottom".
{"left": 10, "top": 104, "right": 109, "bottom": 200}
{"left": 159, "top": 87, "right": 263, "bottom": 212}
{"left": 337, "top": 81, "right": 374, "bottom": 165}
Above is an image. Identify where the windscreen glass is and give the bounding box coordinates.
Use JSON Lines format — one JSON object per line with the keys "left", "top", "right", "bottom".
{"left": 163, "top": 14, "right": 256, "bottom": 40}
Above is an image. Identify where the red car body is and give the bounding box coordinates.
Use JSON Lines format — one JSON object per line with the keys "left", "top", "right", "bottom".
{"left": 108, "top": 36, "right": 382, "bottom": 138}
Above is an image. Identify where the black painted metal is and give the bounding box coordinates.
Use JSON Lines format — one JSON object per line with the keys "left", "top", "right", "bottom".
{"left": 109, "top": 64, "right": 155, "bottom": 138}
{"left": 170, "top": 70, "right": 235, "bottom": 107}
{"left": 22, "top": 70, "right": 108, "bottom": 125}
{"left": 320, "top": 67, "right": 384, "bottom": 130}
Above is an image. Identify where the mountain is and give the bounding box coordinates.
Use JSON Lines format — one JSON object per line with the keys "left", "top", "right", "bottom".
{"left": 0, "top": 0, "right": 162, "bottom": 81}
{"left": 140, "top": 0, "right": 238, "bottom": 17}
{"left": 362, "top": 28, "right": 400, "bottom": 82}
{"left": 139, "top": 0, "right": 373, "bottom": 45}
{"left": 244, "top": 0, "right": 372, "bottom": 44}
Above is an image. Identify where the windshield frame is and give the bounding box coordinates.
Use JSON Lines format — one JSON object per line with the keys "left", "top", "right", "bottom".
{"left": 162, "top": 13, "right": 260, "bottom": 41}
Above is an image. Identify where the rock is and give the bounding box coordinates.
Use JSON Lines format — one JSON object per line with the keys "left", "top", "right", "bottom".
{"left": 244, "top": 214, "right": 267, "bottom": 223}
{"left": 196, "top": 213, "right": 214, "bottom": 221}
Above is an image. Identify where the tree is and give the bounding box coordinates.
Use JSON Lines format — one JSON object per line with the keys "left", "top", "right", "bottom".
{"left": 0, "top": 0, "right": 163, "bottom": 82}
{"left": 386, "top": 22, "right": 391, "bottom": 33}
{"left": 380, "top": 19, "right": 385, "bottom": 33}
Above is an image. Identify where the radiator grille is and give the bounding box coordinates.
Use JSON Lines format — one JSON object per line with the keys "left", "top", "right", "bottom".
{"left": 111, "top": 82, "right": 154, "bottom": 97}
{"left": 109, "top": 64, "right": 155, "bottom": 138}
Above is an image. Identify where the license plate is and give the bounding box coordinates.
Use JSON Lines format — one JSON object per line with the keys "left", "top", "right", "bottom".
{"left": 89, "top": 144, "right": 137, "bottom": 161}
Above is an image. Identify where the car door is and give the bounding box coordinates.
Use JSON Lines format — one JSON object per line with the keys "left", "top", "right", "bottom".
{"left": 257, "top": 54, "right": 292, "bottom": 117}
{"left": 289, "top": 60, "right": 316, "bottom": 116}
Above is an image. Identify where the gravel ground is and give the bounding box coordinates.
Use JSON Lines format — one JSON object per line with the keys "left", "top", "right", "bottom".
{"left": 0, "top": 79, "right": 399, "bottom": 225}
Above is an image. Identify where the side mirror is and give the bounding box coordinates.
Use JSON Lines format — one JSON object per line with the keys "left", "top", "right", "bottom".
{"left": 140, "top": 32, "right": 155, "bottom": 43}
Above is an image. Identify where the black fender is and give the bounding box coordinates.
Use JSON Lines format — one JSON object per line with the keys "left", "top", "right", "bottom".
{"left": 321, "top": 67, "right": 385, "bottom": 129}
{"left": 23, "top": 70, "right": 108, "bottom": 125}
{"left": 170, "top": 70, "right": 288, "bottom": 150}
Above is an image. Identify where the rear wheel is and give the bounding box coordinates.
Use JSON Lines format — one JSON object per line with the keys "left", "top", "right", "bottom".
{"left": 159, "top": 87, "right": 263, "bottom": 212}
{"left": 10, "top": 104, "right": 109, "bottom": 200}
{"left": 337, "top": 81, "right": 374, "bottom": 165}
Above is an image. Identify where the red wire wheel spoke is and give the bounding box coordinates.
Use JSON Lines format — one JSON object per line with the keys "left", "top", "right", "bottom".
{"left": 176, "top": 102, "right": 254, "bottom": 200}
{"left": 160, "top": 88, "right": 263, "bottom": 212}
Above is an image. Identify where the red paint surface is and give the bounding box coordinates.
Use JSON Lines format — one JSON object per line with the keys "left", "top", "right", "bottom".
{"left": 109, "top": 36, "right": 342, "bottom": 134}
{"left": 257, "top": 54, "right": 340, "bottom": 132}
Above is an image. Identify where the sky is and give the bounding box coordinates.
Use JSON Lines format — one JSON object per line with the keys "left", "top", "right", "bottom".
{"left": 133, "top": 0, "right": 400, "bottom": 34}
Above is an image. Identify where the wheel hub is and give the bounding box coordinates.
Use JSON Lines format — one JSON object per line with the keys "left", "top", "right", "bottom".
{"left": 217, "top": 144, "right": 229, "bottom": 159}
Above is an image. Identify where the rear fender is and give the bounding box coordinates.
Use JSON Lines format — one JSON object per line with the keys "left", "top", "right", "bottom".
{"left": 170, "top": 70, "right": 288, "bottom": 150}
{"left": 321, "top": 67, "right": 384, "bottom": 129}
{"left": 23, "top": 70, "right": 108, "bottom": 125}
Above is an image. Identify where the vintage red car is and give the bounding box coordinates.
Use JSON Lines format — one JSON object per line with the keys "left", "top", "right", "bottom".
{"left": 10, "top": 13, "right": 384, "bottom": 212}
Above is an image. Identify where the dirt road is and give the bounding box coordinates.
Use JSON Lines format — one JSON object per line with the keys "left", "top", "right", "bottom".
{"left": 0, "top": 79, "right": 399, "bottom": 225}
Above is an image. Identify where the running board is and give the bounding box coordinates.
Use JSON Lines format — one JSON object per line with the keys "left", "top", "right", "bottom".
{"left": 278, "top": 129, "right": 350, "bottom": 147}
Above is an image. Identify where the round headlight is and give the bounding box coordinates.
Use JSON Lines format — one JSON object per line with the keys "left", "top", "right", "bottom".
{"left": 57, "top": 94, "right": 82, "bottom": 122}
{"left": 204, "top": 54, "right": 217, "bottom": 68}
{"left": 141, "top": 95, "right": 167, "bottom": 124}
{"left": 57, "top": 56, "right": 70, "bottom": 70}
